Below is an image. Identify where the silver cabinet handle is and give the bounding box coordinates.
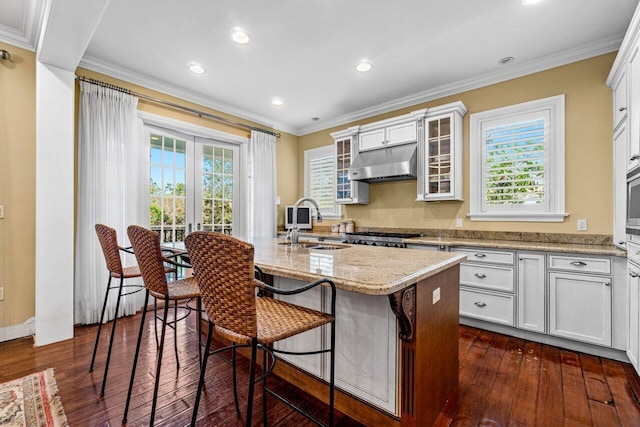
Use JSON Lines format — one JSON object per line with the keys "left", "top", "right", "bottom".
{"left": 619, "top": 106, "right": 627, "bottom": 112}
{"left": 570, "top": 261, "right": 587, "bottom": 267}
{"left": 629, "top": 271, "right": 638, "bottom": 278}
{"left": 604, "top": 281, "right": 611, "bottom": 287}
{"left": 474, "top": 273, "right": 487, "bottom": 279}
{"left": 474, "top": 253, "right": 487, "bottom": 258}
{"left": 474, "top": 302, "right": 486, "bottom": 307}
{"left": 618, "top": 240, "right": 626, "bottom": 245}
{"left": 631, "top": 154, "right": 640, "bottom": 161}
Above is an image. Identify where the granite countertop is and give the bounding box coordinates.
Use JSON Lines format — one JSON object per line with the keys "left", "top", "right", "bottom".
{"left": 282, "top": 230, "right": 626, "bottom": 257}
{"left": 251, "top": 237, "right": 466, "bottom": 296}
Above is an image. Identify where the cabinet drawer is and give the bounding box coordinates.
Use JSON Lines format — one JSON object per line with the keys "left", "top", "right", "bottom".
{"left": 628, "top": 242, "right": 640, "bottom": 265}
{"left": 460, "top": 264, "right": 514, "bottom": 292}
{"left": 547, "top": 254, "right": 611, "bottom": 274}
{"left": 453, "top": 248, "right": 514, "bottom": 265}
{"left": 460, "top": 288, "right": 515, "bottom": 326}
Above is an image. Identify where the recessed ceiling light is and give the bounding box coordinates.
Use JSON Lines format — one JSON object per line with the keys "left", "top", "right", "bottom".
{"left": 188, "top": 62, "right": 206, "bottom": 74}
{"left": 498, "top": 56, "right": 515, "bottom": 65}
{"left": 522, "top": 0, "right": 544, "bottom": 5}
{"left": 271, "top": 97, "right": 284, "bottom": 107}
{"left": 231, "top": 27, "right": 251, "bottom": 44}
{"left": 356, "top": 59, "right": 372, "bottom": 73}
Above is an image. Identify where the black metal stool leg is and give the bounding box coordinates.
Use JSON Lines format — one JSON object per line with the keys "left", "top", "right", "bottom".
{"left": 122, "top": 290, "right": 149, "bottom": 424}
{"left": 232, "top": 343, "right": 240, "bottom": 416}
{"left": 149, "top": 297, "right": 170, "bottom": 426}
{"left": 262, "top": 346, "right": 268, "bottom": 426}
{"left": 246, "top": 338, "right": 258, "bottom": 427}
{"left": 174, "top": 299, "right": 180, "bottom": 369}
{"left": 197, "top": 298, "right": 203, "bottom": 367}
{"left": 329, "top": 319, "right": 336, "bottom": 427}
{"left": 90, "top": 274, "right": 112, "bottom": 372}
{"left": 190, "top": 320, "right": 213, "bottom": 427}
{"left": 154, "top": 298, "right": 159, "bottom": 348}
{"left": 100, "top": 276, "right": 124, "bottom": 395}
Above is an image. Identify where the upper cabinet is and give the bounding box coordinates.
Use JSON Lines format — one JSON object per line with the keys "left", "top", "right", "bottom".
{"left": 416, "top": 101, "right": 467, "bottom": 202}
{"left": 331, "top": 129, "right": 369, "bottom": 205}
{"left": 358, "top": 120, "right": 417, "bottom": 151}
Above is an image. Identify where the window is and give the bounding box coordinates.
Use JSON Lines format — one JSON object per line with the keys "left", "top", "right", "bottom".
{"left": 304, "top": 145, "right": 341, "bottom": 219}
{"left": 469, "top": 95, "right": 568, "bottom": 222}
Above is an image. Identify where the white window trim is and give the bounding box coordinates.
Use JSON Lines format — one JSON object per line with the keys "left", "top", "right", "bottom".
{"left": 304, "top": 145, "right": 342, "bottom": 220}
{"left": 469, "top": 95, "right": 569, "bottom": 222}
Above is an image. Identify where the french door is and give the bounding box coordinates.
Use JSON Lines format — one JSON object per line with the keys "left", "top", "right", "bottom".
{"left": 148, "top": 127, "right": 240, "bottom": 245}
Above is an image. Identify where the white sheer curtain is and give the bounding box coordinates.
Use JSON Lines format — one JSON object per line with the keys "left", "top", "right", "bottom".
{"left": 248, "top": 130, "right": 277, "bottom": 237}
{"left": 74, "top": 81, "right": 148, "bottom": 325}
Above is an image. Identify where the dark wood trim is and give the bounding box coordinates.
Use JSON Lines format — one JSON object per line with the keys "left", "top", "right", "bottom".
{"left": 389, "top": 285, "right": 416, "bottom": 342}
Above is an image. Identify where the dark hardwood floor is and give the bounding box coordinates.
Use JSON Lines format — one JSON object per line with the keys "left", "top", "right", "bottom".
{"left": 1, "top": 312, "right": 639, "bottom": 426}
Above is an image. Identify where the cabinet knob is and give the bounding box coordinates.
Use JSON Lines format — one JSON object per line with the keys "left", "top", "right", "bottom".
{"left": 474, "top": 273, "right": 487, "bottom": 279}
{"left": 474, "top": 302, "right": 487, "bottom": 308}
{"left": 570, "top": 261, "right": 587, "bottom": 267}
{"left": 619, "top": 106, "right": 627, "bottom": 112}
{"left": 618, "top": 240, "right": 626, "bottom": 245}
{"left": 631, "top": 154, "right": 640, "bottom": 161}
{"left": 630, "top": 271, "right": 639, "bottom": 278}
{"left": 604, "top": 281, "right": 611, "bottom": 287}
{"left": 474, "top": 253, "right": 487, "bottom": 258}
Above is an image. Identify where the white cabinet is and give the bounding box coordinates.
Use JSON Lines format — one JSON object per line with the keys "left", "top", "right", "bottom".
{"left": 614, "top": 124, "right": 628, "bottom": 249}
{"left": 517, "top": 253, "right": 546, "bottom": 333}
{"left": 332, "top": 131, "right": 369, "bottom": 204}
{"left": 358, "top": 120, "right": 417, "bottom": 151}
{"left": 613, "top": 70, "right": 628, "bottom": 130}
{"left": 416, "top": 101, "right": 467, "bottom": 201}
{"left": 628, "top": 46, "right": 640, "bottom": 172}
{"left": 628, "top": 260, "right": 640, "bottom": 372}
{"left": 548, "top": 271, "right": 612, "bottom": 347}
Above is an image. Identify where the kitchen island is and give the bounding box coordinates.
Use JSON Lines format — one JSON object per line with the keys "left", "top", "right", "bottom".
{"left": 250, "top": 237, "right": 466, "bottom": 427}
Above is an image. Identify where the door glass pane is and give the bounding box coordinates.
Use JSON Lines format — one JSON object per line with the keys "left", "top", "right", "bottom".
{"left": 149, "top": 134, "right": 188, "bottom": 245}
{"left": 201, "top": 146, "right": 234, "bottom": 235}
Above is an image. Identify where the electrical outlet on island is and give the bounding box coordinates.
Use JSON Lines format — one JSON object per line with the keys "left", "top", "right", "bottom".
{"left": 456, "top": 218, "right": 463, "bottom": 227}
{"left": 577, "top": 219, "right": 587, "bottom": 231}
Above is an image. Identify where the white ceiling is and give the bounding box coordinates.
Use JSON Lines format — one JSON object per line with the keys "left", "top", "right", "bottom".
{"left": 1, "top": 0, "right": 639, "bottom": 135}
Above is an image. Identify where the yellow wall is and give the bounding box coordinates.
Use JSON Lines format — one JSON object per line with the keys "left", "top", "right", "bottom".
{"left": 0, "top": 42, "right": 37, "bottom": 327}
{"left": 297, "top": 53, "right": 616, "bottom": 235}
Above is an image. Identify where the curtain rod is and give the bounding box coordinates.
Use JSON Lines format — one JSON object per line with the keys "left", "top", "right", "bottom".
{"left": 76, "top": 76, "right": 281, "bottom": 138}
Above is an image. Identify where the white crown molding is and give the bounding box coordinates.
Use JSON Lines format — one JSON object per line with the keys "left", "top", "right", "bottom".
{"left": 298, "top": 34, "right": 624, "bottom": 136}
{"left": 78, "top": 55, "right": 298, "bottom": 136}
{"left": 607, "top": 1, "right": 640, "bottom": 85}
{"left": 0, "top": 0, "right": 46, "bottom": 51}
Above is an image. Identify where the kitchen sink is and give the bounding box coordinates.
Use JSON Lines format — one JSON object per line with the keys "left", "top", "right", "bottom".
{"left": 279, "top": 241, "right": 345, "bottom": 250}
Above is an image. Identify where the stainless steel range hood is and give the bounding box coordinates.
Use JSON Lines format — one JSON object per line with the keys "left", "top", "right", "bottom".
{"left": 348, "top": 144, "right": 417, "bottom": 182}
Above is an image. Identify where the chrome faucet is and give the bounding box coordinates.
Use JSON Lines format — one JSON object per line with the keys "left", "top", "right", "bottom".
{"left": 289, "top": 197, "right": 323, "bottom": 244}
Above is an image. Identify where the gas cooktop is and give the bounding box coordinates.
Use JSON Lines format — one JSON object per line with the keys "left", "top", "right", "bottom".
{"left": 345, "top": 231, "right": 422, "bottom": 239}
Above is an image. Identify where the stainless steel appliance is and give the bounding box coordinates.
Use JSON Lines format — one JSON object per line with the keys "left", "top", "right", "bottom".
{"left": 342, "top": 231, "right": 421, "bottom": 248}
{"left": 628, "top": 169, "right": 640, "bottom": 235}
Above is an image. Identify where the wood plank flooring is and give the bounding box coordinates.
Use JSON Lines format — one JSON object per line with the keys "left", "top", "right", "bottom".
{"left": 0, "top": 313, "right": 639, "bottom": 426}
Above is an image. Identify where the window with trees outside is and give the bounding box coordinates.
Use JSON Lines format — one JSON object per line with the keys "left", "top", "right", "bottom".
{"left": 469, "top": 95, "right": 568, "bottom": 222}
{"left": 304, "top": 145, "right": 341, "bottom": 219}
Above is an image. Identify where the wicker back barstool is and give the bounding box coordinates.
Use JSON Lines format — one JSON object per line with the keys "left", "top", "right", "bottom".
{"left": 184, "top": 231, "right": 337, "bottom": 427}
{"left": 122, "top": 225, "right": 202, "bottom": 426}
{"left": 90, "top": 224, "right": 154, "bottom": 396}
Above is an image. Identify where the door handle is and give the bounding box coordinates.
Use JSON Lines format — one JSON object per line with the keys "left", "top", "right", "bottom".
{"left": 474, "top": 302, "right": 487, "bottom": 308}
{"left": 570, "top": 261, "right": 587, "bottom": 267}
{"left": 188, "top": 223, "right": 193, "bottom": 234}
{"left": 197, "top": 223, "right": 201, "bottom": 231}
{"left": 474, "top": 253, "right": 487, "bottom": 258}
{"left": 474, "top": 273, "right": 487, "bottom": 279}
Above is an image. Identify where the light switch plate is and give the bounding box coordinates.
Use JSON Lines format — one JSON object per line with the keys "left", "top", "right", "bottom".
{"left": 456, "top": 218, "right": 463, "bottom": 227}
{"left": 0, "top": 205, "right": 4, "bottom": 219}
{"left": 577, "top": 219, "right": 587, "bottom": 231}
{"left": 433, "top": 287, "right": 441, "bottom": 304}
{"left": 0, "top": 287, "right": 4, "bottom": 301}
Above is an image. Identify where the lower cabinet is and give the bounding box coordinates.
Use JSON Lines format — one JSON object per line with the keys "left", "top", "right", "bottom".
{"left": 272, "top": 277, "right": 398, "bottom": 415}
{"left": 459, "top": 288, "right": 514, "bottom": 325}
{"left": 548, "top": 272, "right": 612, "bottom": 346}
{"left": 627, "top": 260, "right": 640, "bottom": 371}
{"left": 517, "top": 253, "right": 546, "bottom": 333}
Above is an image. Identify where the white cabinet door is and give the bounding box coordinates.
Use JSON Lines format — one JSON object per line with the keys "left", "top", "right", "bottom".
{"left": 517, "top": 253, "right": 546, "bottom": 333}
{"left": 358, "top": 121, "right": 417, "bottom": 151}
{"left": 333, "top": 289, "right": 398, "bottom": 414}
{"left": 628, "top": 262, "right": 640, "bottom": 373}
{"left": 272, "top": 277, "right": 325, "bottom": 378}
{"left": 614, "top": 124, "right": 628, "bottom": 249}
{"left": 548, "top": 272, "right": 612, "bottom": 346}
{"left": 358, "top": 128, "right": 387, "bottom": 151}
{"left": 386, "top": 121, "right": 417, "bottom": 145}
{"left": 628, "top": 46, "right": 640, "bottom": 171}
{"left": 613, "top": 70, "right": 628, "bottom": 130}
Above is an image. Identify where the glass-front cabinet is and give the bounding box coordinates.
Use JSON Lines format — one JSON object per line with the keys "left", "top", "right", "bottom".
{"left": 417, "top": 101, "right": 467, "bottom": 201}
{"left": 331, "top": 129, "right": 369, "bottom": 204}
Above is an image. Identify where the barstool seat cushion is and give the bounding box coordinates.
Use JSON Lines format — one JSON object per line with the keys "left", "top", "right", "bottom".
{"left": 149, "top": 276, "right": 200, "bottom": 301}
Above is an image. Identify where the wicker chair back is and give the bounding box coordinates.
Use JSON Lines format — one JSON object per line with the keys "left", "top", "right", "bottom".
{"left": 127, "top": 225, "right": 169, "bottom": 297}
{"left": 95, "top": 224, "right": 124, "bottom": 275}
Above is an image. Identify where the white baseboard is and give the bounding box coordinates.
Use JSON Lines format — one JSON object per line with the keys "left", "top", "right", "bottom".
{"left": 0, "top": 317, "right": 36, "bottom": 342}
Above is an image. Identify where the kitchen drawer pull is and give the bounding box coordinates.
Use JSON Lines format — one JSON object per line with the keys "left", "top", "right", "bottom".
{"left": 474, "top": 253, "right": 487, "bottom": 258}
{"left": 570, "top": 261, "right": 587, "bottom": 267}
{"left": 631, "top": 154, "right": 640, "bottom": 161}
{"left": 474, "top": 273, "right": 487, "bottom": 279}
{"left": 474, "top": 302, "right": 487, "bottom": 308}
{"left": 630, "top": 271, "right": 639, "bottom": 278}
{"left": 619, "top": 106, "right": 628, "bottom": 112}
{"left": 605, "top": 281, "right": 611, "bottom": 287}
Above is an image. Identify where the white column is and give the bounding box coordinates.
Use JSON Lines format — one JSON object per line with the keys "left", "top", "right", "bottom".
{"left": 34, "top": 62, "right": 75, "bottom": 345}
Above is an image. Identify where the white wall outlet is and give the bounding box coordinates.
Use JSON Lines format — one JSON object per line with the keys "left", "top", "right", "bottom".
{"left": 0, "top": 287, "right": 4, "bottom": 301}
{"left": 577, "top": 219, "right": 588, "bottom": 231}
{"left": 432, "top": 287, "right": 441, "bottom": 304}
{"left": 276, "top": 196, "right": 281, "bottom": 206}
{"left": 0, "top": 205, "right": 4, "bottom": 219}
{"left": 456, "top": 218, "right": 463, "bottom": 227}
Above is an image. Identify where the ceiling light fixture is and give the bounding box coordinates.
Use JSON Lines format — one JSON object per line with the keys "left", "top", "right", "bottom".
{"left": 271, "top": 97, "right": 284, "bottom": 107}
{"left": 522, "top": 0, "right": 544, "bottom": 5}
{"left": 231, "top": 27, "right": 251, "bottom": 44}
{"left": 498, "top": 56, "right": 515, "bottom": 65}
{"left": 356, "top": 59, "right": 372, "bottom": 73}
{"left": 188, "top": 62, "right": 206, "bottom": 74}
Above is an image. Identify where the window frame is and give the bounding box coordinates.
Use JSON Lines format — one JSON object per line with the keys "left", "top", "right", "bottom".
{"left": 304, "top": 145, "right": 342, "bottom": 220}
{"left": 469, "top": 95, "right": 568, "bottom": 222}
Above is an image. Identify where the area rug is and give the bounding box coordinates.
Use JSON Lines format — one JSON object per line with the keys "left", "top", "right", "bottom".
{"left": 0, "top": 368, "right": 68, "bottom": 426}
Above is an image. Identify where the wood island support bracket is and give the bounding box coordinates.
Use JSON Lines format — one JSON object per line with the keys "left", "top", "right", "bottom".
{"left": 388, "top": 285, "right": 416, "bottom": 342}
